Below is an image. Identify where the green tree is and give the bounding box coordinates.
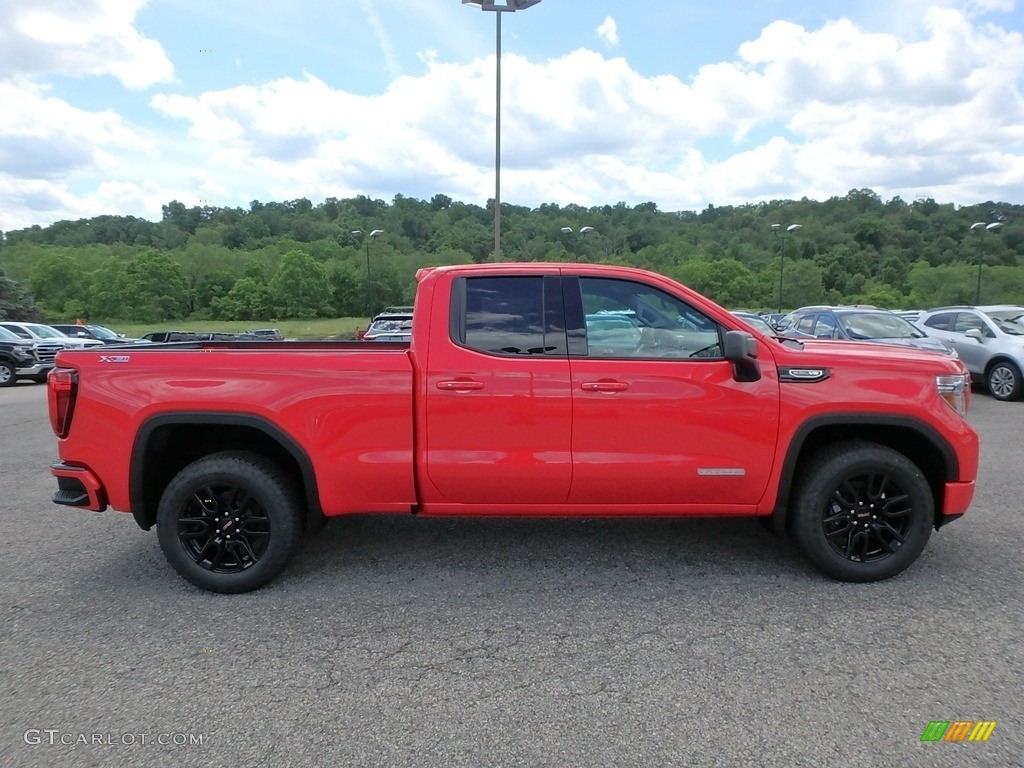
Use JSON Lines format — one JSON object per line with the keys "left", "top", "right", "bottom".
{"left": 0, "top": 265, "right": 40, "bottom": 320}
{"left": 268, "top": 250, "right": 332, "bottom": 318}
{"left": 211, "top": 277, "right": 272, "bottom": 320}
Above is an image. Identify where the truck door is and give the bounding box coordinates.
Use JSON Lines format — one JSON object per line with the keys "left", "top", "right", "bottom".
{"left": 565, "top": 275, "right": 779, "bottom": 508}
{"left": 422, "top": 274, "right": 572, "bottom": 506}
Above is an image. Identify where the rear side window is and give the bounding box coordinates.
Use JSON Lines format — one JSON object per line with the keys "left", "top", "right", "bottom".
{"left": 454, "top": 276, "right": 559, "bottom": 356}
{"left": 922, "top": 312, "right": 954, "bottom": 331}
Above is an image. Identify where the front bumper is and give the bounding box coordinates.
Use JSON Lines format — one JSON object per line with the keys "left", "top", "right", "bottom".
{"left": 938, "top": 480, "right": 975, "bottom": 527}
{"left": 50, "top": 462, "right": 107, "bottom": 511}
{"left": 17, "top": 362, "right": 53, "bottom": 377}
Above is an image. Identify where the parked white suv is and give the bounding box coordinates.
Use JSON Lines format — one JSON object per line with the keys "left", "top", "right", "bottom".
{"left": 917, "top": 305, "right": 1024, "bottom": 401}
{"left": 0, "top": 322, "right": 105, "bottom": 350}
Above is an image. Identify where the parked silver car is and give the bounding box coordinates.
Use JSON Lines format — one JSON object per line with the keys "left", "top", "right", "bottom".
{"left": 917, "top": 305, "right": 1024, "bottom": 401}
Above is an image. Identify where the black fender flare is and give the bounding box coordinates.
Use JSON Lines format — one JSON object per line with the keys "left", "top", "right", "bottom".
{"left": 130, "top": 412, "right": 322, "bottom": 530}
{"left": 769, "top": 413, "right": 959, "bottom": 534}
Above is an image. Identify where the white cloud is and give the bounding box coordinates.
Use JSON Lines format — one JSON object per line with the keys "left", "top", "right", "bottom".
{"left": 0, "top": 79, "right": 153, "bottom": 179}
{"left": 3, "top": 3, "right": 1024, "bottom": 231}
{"left": 596, "top": 16, "right": 619, "bottom": 47}
{"left": 0, "top": 0, "right": 172, "bottom": 88}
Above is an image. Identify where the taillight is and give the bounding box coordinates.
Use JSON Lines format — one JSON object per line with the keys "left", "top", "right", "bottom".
{"left": 48, "top": 367, "right": 79, "bottom": 438}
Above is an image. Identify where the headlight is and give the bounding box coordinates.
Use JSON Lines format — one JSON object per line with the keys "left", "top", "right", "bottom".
{"left": 936, "top": 374, "right": 969, "bottom": 416}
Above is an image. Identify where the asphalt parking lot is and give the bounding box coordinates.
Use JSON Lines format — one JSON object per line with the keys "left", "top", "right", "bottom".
{"left": 1, "top": 381, "right": 1021, "bottom": 767}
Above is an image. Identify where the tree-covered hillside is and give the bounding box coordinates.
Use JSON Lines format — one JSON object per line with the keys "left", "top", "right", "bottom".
{"left": 0, "top": 189, "right": 1020, "bottom": 323}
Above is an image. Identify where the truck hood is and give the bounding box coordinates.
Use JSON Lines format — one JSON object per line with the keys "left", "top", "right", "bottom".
{"left": 773, "top": 337, "right": 965, "bottom": 372}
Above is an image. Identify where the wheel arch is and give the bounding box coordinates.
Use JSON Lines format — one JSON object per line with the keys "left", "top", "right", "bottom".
{"left": 984, "top": 355, "right": 1022, "bottom": 375}
{"left": 130, "top": 413, "right": 323, "bottom": 532}
{"left": 770, "top": 414, "right": 958, "bottom": 534}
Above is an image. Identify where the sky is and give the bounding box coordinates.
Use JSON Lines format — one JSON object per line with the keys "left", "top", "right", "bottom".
{"left": 1, "top": 0, "right": 1023, "bottom": 232}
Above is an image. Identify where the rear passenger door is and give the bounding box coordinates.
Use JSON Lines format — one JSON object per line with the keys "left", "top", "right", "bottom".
{"left": 422, "top": 274, "right": 573, "bottom": 505}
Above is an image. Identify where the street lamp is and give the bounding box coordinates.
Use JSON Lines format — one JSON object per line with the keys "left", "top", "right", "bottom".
{"left": 462, "top": 0, "right": 543, "bottom": 262}
{"left": 772, "top": 223, "right": 802, "bottom": 312}
{"left": 352, "top": 228, "right": 385, "bottom": 318}
{"left": 971, "top": 221, "right": 1003, "bottom": 304}
{"left": 559, "top": 226, "right": 596, "bottom": 262}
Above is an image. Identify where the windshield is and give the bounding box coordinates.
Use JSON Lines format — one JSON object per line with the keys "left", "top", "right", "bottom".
{"left": 26, "top": 324, "right": 69, "bottom": 340}
{"left": 86, "top": 325, "right": 120, "bottom": 339}
{"left": 984, "top": 310, "right": 1024, "bottom": 336}
{"left": 0, "top": 326, "right": 22, "bottom": 341}
{"left": 837, "top": 312, "right": 923, "bottom": 339}
{"left": 732, "top": 313, "right": 774, "bottom": 335}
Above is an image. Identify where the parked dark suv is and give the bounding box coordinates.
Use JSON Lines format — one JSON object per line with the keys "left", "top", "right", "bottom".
{"left": 780, "top": 306, "right": 955, "bottom": 357}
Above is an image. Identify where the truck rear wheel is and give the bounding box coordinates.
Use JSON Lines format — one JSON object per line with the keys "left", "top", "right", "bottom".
{"left": 156, "top": 452, "right": 304, "bottom": 593}
{"left": 791, "top": 441, "right": 933, "bottom": 582}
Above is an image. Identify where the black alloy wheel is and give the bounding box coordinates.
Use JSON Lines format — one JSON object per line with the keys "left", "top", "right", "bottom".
{"left": 792, "top": 441, "right": 933, "bottom": 582}
{"left": 157, "top": 452, "right": 304, "bottom": 593}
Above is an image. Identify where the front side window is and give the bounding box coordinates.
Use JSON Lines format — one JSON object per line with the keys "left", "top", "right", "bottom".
{"left": 579, "top": 277, "right": 722, "bottom": 359}
{"left": 952, "top": 312, "right": 986, "bottom": 334}
{"left": 796, "top": 315, "right": 817, "bottom": 335}
{"left": 812, "top": 314, "right": 839, "bottom": 339}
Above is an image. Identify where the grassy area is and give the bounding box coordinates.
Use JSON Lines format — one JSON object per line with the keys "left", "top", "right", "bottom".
{"left": 104, "top": 317, "right": 368, "bottom": 340}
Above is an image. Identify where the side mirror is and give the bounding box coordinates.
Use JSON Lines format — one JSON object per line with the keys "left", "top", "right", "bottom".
{"left": 723, "top": 330, "right": 761, "bottom": 382}
{"left": 965, "top": 329, "right": 985, "bottom": 342}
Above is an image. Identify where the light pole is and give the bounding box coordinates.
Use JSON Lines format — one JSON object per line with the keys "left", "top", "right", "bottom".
{"left": 559, "top": 226, "right": 596, "bottom": 262}
{"left": 772, "top": 223, "right": 802, "bottom": 312}
{"left": 971, "top": 221, "right": 1003, "bottom": 304}
{"left": 462, "top": 0, "right": 543, "bottom": 262}
{"left": 352, "top": 228, "right": 384, "bottom": 318}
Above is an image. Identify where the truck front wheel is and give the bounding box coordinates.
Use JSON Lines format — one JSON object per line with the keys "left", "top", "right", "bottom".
{"left": 156, "top": 452, "right": 304, "bottom": 593}
{"left": 791, "top": 442, "right": 933, "bottom": 582}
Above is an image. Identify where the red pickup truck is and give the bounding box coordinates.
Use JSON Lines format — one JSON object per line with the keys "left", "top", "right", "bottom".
{"left": 47, "top": 263, "right": 979, "bottom": 593}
